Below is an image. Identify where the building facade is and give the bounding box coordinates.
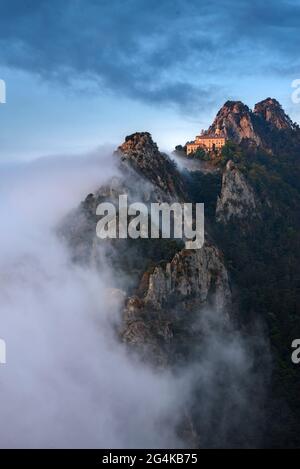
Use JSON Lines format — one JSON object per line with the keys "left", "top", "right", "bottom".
{"left": 186, "top": 130, "right": 226, "bottom": 155}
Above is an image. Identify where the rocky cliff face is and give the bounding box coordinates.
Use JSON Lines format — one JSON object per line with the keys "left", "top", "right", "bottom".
{"left": 61, "top": 101, "right": 300, "bottom": 448}
{"left": 61, "top": 132, "right": 232, "bottom": 370}
{"left": 208, "top": 100, "right": 262, "bottom": 145}
{"left": 143, "top": 244, "right": 230, "bottom": 312}
{"left": 216, "top": 160, "right": 259, "bottom": 224}
{"left": 61, "top": 133, "right": 186, "bottom": 269}
{"left": 254, "top": 98, "right": 294, "bottom": 130}
{"left": 122, "top": 243, "right": 231, "bottom": 365}
{"left": 117, "top": 132, "right": 186, "bottom": 199}
{"left": 207, "top": 98, "right": 298, "bottom": 151}
{"left": 212, "top": 98, "right": 296, "bottom": 225}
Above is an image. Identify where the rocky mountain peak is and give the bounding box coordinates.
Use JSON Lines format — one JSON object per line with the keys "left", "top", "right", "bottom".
{"left": 254, "top": 97, "right": 294, "bottom": 130}
{"left": 118, "top": 132, "right": 158, "bottom": 157}
{"left": 205, "top": 97, "right": 297, "bottom": 151}
{"left": 117, "top": 132, "right": 185, "bottom": 199}
{"left": 219, "top": 100, "right": 251, "bottom": 115}
{"left": 208, "top": 100, "right": 261, "bottom": 145}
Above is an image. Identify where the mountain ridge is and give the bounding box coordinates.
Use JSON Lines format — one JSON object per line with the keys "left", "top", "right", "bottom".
{"left": 60, "top": 97, "right": 300, "bottom": 448}
{"left": 183, "top": 97, "right": 300, "bottom": 155}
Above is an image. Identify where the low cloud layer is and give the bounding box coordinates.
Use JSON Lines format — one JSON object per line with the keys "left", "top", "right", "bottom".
{"left": 0, "top": 151, "right": 187, "bottom": 448}
{"left": 0, "top": 149, "right": 268, "bottom": 448}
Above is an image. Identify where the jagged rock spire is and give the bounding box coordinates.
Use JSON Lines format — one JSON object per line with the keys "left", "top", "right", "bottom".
{"left": 207, "top": 98, "right": 296, "bottom": 149}
{"left": 208, "top": 100, "right": 262, "bottom": 145}
{"left": 254, "top": 97, "right": 294, "bottom": 130}
{"left": 117, "top": 132, "right": 185, "bottom": 199}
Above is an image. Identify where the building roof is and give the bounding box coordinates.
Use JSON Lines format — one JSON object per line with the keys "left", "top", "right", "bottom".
{"left": 195, "top": 134, "right": 226, "bottom": 140}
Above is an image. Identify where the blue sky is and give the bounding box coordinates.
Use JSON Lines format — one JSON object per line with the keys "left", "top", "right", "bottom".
{"left": 1, "top": 0, "right": 300, "bottom": 160}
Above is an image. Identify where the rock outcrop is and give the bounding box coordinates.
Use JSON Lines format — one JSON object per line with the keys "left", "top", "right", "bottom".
{"left": 117, "top": 132, "right": 186, "bottom": 199}
{"left": 206, "top": 98, "right": 298, "bottom": 152}
{"left": 208, "top": 101, "right": 262, "bottom": 146}
{"left": 61, "top": 132, "right": 232, "bottom": 369}
{"left": 254, "top": 97, "right": 294, "bottom": 131}
{"left": 122, "top": 243, "right": 231, "bottom": 365}
{"left": 60, "top": 103, "right": 300, "bottom": 448}
{"left": 142, "top": 244, "right": 230, "bottom": 313}
{"left": 216, "top": 160, "right": 258, "bottom": 224}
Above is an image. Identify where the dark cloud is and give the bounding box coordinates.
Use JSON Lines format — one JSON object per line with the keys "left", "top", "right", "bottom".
{"left": 0, "top": 0, "right": 299, "bottom": 111}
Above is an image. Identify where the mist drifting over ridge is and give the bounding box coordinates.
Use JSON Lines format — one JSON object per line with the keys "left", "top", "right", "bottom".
{"left": 0, "top": 150, "right": 183, "bottom": 448}
{"left": 0, "top": 147, "right": 268, "bottom": 448}
{"left": 1, "top": 0, "right": 300, "bottom": 450}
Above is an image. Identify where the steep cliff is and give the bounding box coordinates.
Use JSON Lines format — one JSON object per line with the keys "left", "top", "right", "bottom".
{"left": 61, "top": 100, "right": 300, "bottom": 447}
{"left": 208, "top": 100, "right": 262, "bottom": 145}
{"left": 116, "top": 132, "right": 186, "bottom": 199}
{"left": 216, "top": 160, "right": 259, "bottom": 224}
{"left": 61, "top": 133, "right": 232, "bottom": 372}
{"left": 122, "top": 243, "right": 231, "bottom": 365}
{"left": 206, "top": 97, "right": 299, "bottom": 152}
{"left": 254, "top": 98, "right": 295, "bottom": 131}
